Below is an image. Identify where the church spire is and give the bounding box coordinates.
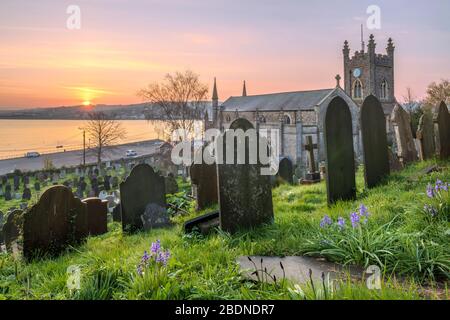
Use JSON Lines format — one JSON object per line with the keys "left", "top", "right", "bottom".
{"left": 242, "top": 80, "right": 247, "bottom": 97}
{"left": 212, "top": 77, "right": 218, "bottom": 101}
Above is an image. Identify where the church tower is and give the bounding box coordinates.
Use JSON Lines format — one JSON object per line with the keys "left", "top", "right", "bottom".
{"left": 343, "top": 34, "right": 396, "bottom": 115}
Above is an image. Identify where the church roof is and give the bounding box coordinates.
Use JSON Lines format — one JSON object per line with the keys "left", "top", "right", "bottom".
{"left": 221, "top": 88, "right": 334, "bottom": 112}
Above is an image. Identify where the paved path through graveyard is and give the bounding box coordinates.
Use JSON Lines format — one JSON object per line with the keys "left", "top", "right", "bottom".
{"left": 0, "top": 139, "right": 163, "bottom": 175}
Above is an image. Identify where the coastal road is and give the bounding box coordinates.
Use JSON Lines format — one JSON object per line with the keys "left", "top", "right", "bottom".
{"left": 0, "top": 140, "right": 163, "bottom": 175}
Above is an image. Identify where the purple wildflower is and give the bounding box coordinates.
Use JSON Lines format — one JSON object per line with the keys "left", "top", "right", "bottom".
{"left": 426, "top": 183, "right": 435, "bottom": 198}
{"left": 150, "top": 240, "right": 161, "bottom": 255}
{"left": 320, "top": 215, "right": 333, "bottom": 228}
{"left": 137, "top": 265, "right": 143, "bottom": 276}
{"left": 359, "top": 204, "right": 370, "bottom": 218}
{"left": 424, "top": 204, "right": 438, "bottom": 217}
{"left": 141, "top": 250, "right": 149, "bottom": 263}
{"left": 435, "top": 179, "right": 448, "bottom": 192}
{"left": 350, "top": 212, "right": 360, "bottom": 228}
{"left": 337, "top": 217, "right": 346, "bottom": 229}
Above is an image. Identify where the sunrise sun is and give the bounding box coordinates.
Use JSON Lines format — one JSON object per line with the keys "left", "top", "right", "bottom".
{"left": 82, "top": 100, "right": 91, "bottom": 106}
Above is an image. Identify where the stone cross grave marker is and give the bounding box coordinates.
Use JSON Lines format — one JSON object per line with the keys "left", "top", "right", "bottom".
{"left": 361, "top": 95, "right": 390, "bottom": 188}
{"left": 303, "top": 136, "right": 320, "bottom": 183}
{"left": 323, "top": 96, "right": 356, "bottom": 204}
{"left": 217, "top": 118, "right": 273, "bottom": 233}
{"left": 23, "top": 186, "right": 88, "bottom": 260}
{"left": 120, "top": 164, "right": 166, "bottom": 233}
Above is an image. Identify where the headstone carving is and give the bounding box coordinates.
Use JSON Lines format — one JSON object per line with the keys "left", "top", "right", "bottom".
{"left": 417, "top": 112, "right": 435, "bottom": 160}
{"left": 120, "top": 164, "right": 166, "bottom": 233}
{"left": 433, "top": 101, "right": 450, "bottom": 159}
{"left": 82, "top": 197, "right": 108, "bottom": 236}
{"left": 323, "top": 96, "right": 356, "bottom": 204}
{"left": 217, "top": 118, "right": 273, "bottom": 233}
{"left": 23, "top": 186, "right": 88, "bottom": 260}
{"left": 391, "top": 104, "right": 418, "bottom": 164}
{"left": 360, "top": 95, "right": 390, "bottom": 188}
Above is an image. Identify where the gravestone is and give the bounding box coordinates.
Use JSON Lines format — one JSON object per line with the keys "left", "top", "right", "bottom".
{"left": 23, "top": 186, "right": 88, "bottom": 260}
{"left": 217, "top": 118, "right": 273, "bottom": 233}
{"left": 4, "top": 184, "right": 12, "bottom": 201}
{"left": 164, "top": 173, "right": 179, "bottom": 194}
{"left": 434, "top": 101, "right": 450, "bottom": 159}
{"left": 13, "top": 175, "right": 20, "bottom": 191}
{"left": 190, "top": 158, "right": 218, "bottom": 211}
{"left": 417, "top": 113, "right": 435, "bottom": 160}
{"left": 112, "top": 203, "right": 122, "bottom": 222}
{"left": 111, "top": 176, "right": 119, "bottom": 189}
{"left": 141, "top": 203, "right": 171, "bottom": 230}
{"left": 34, "top": 181, "right": 41, "bottom": 191}
{"left": 323, "top": 96, "right": 356, "bottom": 204}
{"left": 103, "top": 175, "right": 111, "bottom": 191}
{"left": 22, "top": 186, "right": 32, "bottom": 200}
{"left": 120, "top": 164, "right": 166, "bottom": 233}
{"left": 360, "top": 95, "right": 390, "bottom": 188}
{"left": 52, "top": 173, "right": 59, "bottom": 183}
{"left": 277, "top": 157, "right": 294, "bottom": 184}
{"left": 2, "top": 209, "right": 23, "bottom": 252}
{"left": 82, "top": 197, "right": 108, "bottom": 236}
{"left": 23, "top": 175, "right": 30, "bottom": 185}
{"left": 302, "top": 136, "right": 321, "bottom": 184}
{"left": 391, "top": 104, "right": 418, "bottom": 164}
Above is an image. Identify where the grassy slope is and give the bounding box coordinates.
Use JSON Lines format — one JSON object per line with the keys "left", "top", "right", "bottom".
{"left": 0, "top": 160, "right": 449, "bottom": 300}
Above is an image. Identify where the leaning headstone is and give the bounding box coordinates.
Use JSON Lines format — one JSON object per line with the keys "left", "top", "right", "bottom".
{"left": 217, "top": 118, "right": 273, "bottom": 233}
{"left": 360, "top": 95, "right": 390, "bottom": 188}
{"left": 120, "top": 164, "right": 166, "bottom": 233}
{"left": 141, "top": 203, "right": 171, "bottom": 230}
{"left": 323, "top": 96, "right": 356, "bottom": 204}
{"left": 22, "top": 187, "right": 32, "bottom": 201}
{"left": 391, "top": 104, "right": 418, "bottom": 164}
{"left": 164, "top": 173, "right": 179, "bottom": 194}
{"left": 190, "top": 162, "right": 218, "bottom": 211}
{"left": 23, "top": 186, "right": 88, "bottom": 260}
{"left": 2, "top": 209, "right": 23, "bottom": 252}
{"left": 82, "top": 197, "right": 108, "bottom": 236}
{"left": 433, "top": 101, "right": 450, "bottom": 159}
{"left": 417, "top": 113, "right": 436, "bottom": 160}
{"left": 277, "top": 157, "right": 294, "bottom": 184}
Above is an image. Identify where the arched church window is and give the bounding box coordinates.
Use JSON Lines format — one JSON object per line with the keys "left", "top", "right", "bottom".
{"left": 226, "top": 115, "right": 231, "bottom": 122}
{"left": 352, "top": 79, "right": 363, "bottom": 99}
{"left": 283, "top": 115, "right": 291, "bottom": 124}
{"left": 381, "top": 79, "right": 388, "bottom": 99}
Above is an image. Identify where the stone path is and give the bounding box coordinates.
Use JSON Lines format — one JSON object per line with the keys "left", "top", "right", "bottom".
{"left": 237, "top": 256, "right": 364, "bottom": 285}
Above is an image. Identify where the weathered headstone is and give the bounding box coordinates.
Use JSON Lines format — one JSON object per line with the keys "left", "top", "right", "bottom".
{"left": 82, "top": 197, "right": 108, "bottom": 236}
{"left": 141, "top": 203, "right": 171, "bottom": 230}
{"left": 164, "top": 173, "right": 179, "bottom": 195}
{"left": 434, "top": 101, "right": 450, "bottom": 159}
{"left": 2, "top": 209, "right": 23, "bottom": 252}
{"left": 190, "top": 161, "right": 218, "bottom": 211}
{"left": 391, "top": 104, "right": 418, "bottom": 164}
{"left": 23, "top": 186, "right": 88, "bottom": 260}
{"left": 360, "top": 95, "right": 390, "bottom": 188}
{"left": 388, "top": 148, "right": 402, "bottom": 172}
{"left": 120, "top": 164, "right": 166, "bottom": 233}
{"left": 417, "top": 112, "right": 436, "bottom": 160}
{"left": 323, "top": 96, "right": 356, "bottom": 204}
{"left": 217, "top": 118, "right": 273, "bottom": 233}
{"left": 277, "top": 157, "right": 294, "bottom": 184}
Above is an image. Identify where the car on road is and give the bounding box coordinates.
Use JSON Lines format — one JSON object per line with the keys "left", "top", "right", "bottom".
{"left": 125, "top": 150, "right": 138, "bottom": 157}
{"left": 25, "top": 151, "right": 40, "bottom": 158}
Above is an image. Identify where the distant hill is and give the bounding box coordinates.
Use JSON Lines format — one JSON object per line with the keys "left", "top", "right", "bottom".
{"left": 0, "top": 102, "right": 212, "bottom": 120}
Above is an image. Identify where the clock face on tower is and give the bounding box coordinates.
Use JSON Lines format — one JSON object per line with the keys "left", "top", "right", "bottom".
{"left": 353, "top": 68, "right": 361, "bottom": 78}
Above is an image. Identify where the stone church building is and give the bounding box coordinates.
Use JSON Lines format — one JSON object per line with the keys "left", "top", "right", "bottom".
{"left": 206, "top": 34, "right": 397, "bottom": 178}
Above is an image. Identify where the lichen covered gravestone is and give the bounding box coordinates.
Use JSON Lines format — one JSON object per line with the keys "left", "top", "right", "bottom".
{"left": 360, "top": 95, "right": 390, "bottom": 188}
{"left": 434, "top": 101, "right": 450, "bottom": 159}
{"left": 323, "top": 96, "right": 356, "bottom": 204}
{"left": 391, "top": 104, "right": 418, "bottom": 164}
{"left": 82, "top": 197, "right": 108, "bottom": 236}
{"left": 23, "top": 186, "right": 88, "bottom": 260}
{"left": 217, "top": 118, "right": 273, "bottom": 233}
{"left": 120, "top": 164, "right": 166, "bottom": 233}
{"left": 417, "top": 113, "right": 435, "bottom": 160}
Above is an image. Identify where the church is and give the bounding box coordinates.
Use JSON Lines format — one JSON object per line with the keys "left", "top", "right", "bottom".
{"left": 206, "top": 34, "right": 397, "bottom": 179}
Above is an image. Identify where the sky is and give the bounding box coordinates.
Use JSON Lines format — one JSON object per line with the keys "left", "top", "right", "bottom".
{"left": 0, "top": 0, "right": 449, "bottom": 108}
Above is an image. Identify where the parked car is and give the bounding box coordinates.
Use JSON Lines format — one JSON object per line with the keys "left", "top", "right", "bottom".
{"left": 125, "top": 150, "right": 138, "bottom": 157}
{"left": 25, "top": 151, "right": 40, "bottom": 158}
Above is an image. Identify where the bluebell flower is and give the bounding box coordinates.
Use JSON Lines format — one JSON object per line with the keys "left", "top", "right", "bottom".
{"left": 359, "top": 204, "right": 370, "bottom": 217}
{"left": 337, "top": 217, "right": 346, "bottom": 229}
{"left": 151, "top": 240, "right": 161, "bottom": 254}
{"left": 426, "top": 183, "right": 435, "bottom": 198}
{"left": 320, "top": 215, "right": 333, "bottom": 228}
{"left": 350, "top": 212, "right": 360, "bottom": 228}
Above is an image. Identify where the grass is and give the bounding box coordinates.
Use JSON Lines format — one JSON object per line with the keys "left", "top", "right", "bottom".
{"left": 0, "top": 159, "right": 449, "bottom": 300}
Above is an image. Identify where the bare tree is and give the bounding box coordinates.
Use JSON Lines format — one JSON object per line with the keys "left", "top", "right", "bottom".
{"left": 137, "top": 70, "right": 208, "bottom": 141}
{"left": 83, "top": 112, "right": 127, "bottom": 166}
{"left": 402, "top": 87, "right": 416, "bottom": 105}
{"left": 425, "top": 79, "right": 450, "bottom": 107}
